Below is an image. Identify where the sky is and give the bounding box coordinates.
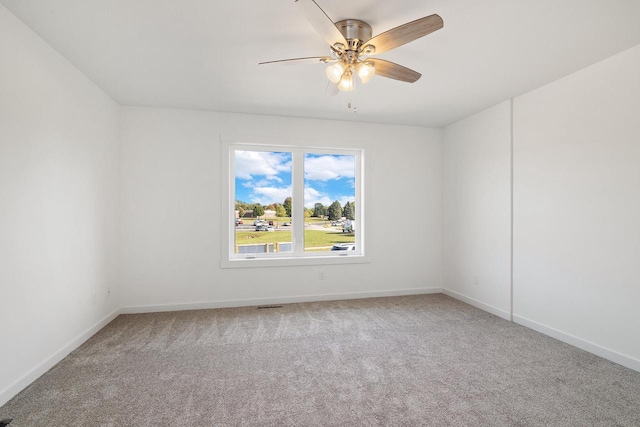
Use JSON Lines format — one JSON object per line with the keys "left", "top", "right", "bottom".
{"left": 235, "top": 150, "right": 355, "bottom": 209}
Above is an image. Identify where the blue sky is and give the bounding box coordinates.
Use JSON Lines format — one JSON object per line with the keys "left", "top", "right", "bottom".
{"left": 235, "top": 150, "right": 355, "bottom": 209}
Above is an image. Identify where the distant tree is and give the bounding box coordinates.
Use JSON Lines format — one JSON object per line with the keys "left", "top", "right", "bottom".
{"left": 343, "top": 201, "right": 355, "bottom": 220}
{"left": 304, "top": 208, "right": 313, "bottom": 218}
{"left": 275, "top": 204, "right": 286, "bottom": 218}
{"left": 252, "top": 203, "right": 265, "bottom": 218}
{"left": 266, "top": 203, "right": 277, "bottom": 211}
{"left": 314, "top": 203, "right": 327, "bottom": 218}
{"left": 327, "top": 200, "right": 342, "bottom": 221}
{"left": 235, "top": 201, "right": 250, "bottom": 218}
{"left": 283, "top": 197, "right": 292, "bottom": 217}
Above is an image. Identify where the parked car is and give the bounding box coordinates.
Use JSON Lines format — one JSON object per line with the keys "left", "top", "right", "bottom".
{"left": 342, "top": 220, "right": 354, "bottom": 233}
{"left": 235, "top": 218, "right": 243, "bottom": 225}
{"left": 255, "top": 225, "right": 274, "bottom": 232}
{"left": 282, "top": 222, "right": 291, "bottom": 226}
{"left": 331, "top": 243, "right": 355, "bottom": 251}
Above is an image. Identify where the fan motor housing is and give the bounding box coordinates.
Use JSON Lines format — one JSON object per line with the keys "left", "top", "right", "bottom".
{"left": 335, "top": 19, "right": 372, "bottom": 51}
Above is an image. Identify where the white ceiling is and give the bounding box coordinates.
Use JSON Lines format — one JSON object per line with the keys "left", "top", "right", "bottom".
{"left": 3, "top": 0, "right": 640, "bottom": 127}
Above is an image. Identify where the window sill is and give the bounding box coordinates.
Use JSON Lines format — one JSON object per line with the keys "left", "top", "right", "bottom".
{"left": 221, "top": 254, "right": 370, "bottom": 269}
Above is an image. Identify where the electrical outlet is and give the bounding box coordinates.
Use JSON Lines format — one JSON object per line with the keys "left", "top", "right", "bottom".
{"left": 319, "top": 271, "right": 326, "bottom": 280}
{"left": 474, "top": 276, "right": 480, "bottom": 285}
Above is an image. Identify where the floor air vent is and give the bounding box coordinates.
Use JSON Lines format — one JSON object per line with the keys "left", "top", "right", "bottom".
{"left": 257, "top": 305, "right": 283, "bottom": 309}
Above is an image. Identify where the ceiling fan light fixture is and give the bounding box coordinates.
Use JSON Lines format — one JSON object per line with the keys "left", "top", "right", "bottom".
{"left": 338, "top": 70, "right": 355, "bottom": 92}
{"left": 332, "top": 42, "right": 346, "bottom": 53}
{"left": 355, "top": 61, "right": 375, "bottom": 84}
{"left": 362, "top": 45, "right": 375, "bottom": 55}
{"left": 261, "top": 2, "right": 444, "bottom": 98}
{"left": 326, "top": 62, "right": 346, "bottom": 83}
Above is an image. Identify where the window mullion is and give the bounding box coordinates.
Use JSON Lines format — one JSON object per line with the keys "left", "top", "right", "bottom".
{"left": 291, "top": 150, "right": 305, "bottom": 255}
{"left": 228, "top": 148, "right": 236, "bottom": 257}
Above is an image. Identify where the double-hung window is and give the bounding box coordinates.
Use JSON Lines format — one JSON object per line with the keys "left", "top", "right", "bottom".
{"left": 222, "top": 140, "right": 365, "bottom": 267}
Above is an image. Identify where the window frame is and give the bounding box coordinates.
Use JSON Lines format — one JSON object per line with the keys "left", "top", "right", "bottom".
{"left": 221, "top": 137, "right": 368, "bottom": 268}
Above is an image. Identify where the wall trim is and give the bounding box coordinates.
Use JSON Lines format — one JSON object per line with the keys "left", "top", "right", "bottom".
{"left": 442, "top": 289, "right": 511, "bottom": 320}
{"left": 513, "top": 314, "right": 640, "bottom": 373}
{"left": 120, "top": 287, "right": 443, "bottom": 314}
{"left": 446, "top": 290, "right": 640, "bottom": 373}
{"left": 0, "top": 308, "right": 121, "bottom": 407}
{"left": 4, "top": 292, "right": 639, "bottom": 408}
{"left": 509, "top": 97, "right": 514, "bottom": 322}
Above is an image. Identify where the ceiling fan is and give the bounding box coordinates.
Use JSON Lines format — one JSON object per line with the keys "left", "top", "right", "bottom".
{"left": 259, "top": 0, "right": 444, "bottom": 93}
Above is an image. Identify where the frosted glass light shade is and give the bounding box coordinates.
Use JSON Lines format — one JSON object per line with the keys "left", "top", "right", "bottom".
{"left": 355, "top": 61, "right": 375, "bottom": 84}
{"left": 326, "top": 62, "right": 347, "bottom": 83}
{"left": 338, "top": 70, "right": 354, "bottom": 92}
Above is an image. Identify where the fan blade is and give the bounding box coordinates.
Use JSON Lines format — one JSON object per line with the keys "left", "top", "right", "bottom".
{"left": 362, "top": 14, "right": 443, "bottom": 55}
{"left": 325, "top": 81, "right": 339, "bottom": 96}
{"left": 369, "top": 59, "right": 421, "bottom": 83}
{"left": 296, "top": 0, "right": 347, "bottom": 48}
{"left": 259, "top": 56, "right": 334, "bottom": 66}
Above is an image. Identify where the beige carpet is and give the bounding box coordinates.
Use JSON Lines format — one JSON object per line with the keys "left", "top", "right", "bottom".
{"left": 2, "top": 294, "right": 640, "bottom": 426}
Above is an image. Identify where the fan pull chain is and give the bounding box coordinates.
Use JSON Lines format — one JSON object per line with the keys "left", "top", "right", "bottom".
{"left": 348, "top": 77, "right": 357, "bottom": 113}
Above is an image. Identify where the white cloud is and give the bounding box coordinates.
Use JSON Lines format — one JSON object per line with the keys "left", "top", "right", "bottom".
{"left": 235, "top": 151, "right": 291, "bottom": 180}
{"left": 339, "top": 196, "right": 355, "bottom": 207}
{"left": 303, "top": 187, "right": 354, "bottom": 209}
{"left": 250, "top": 186, "right": 292, "bottom": 206}
{"left": 304, "top": 186, "right": 332, "bottom": 208}
{"left": 245, "top": 183, "right": 354, "bottom": 209}
{"left": 304, "top": 155, "right": 355, "bottom": 181}
{"left": 252, "top": 177, "right": 283, "bottom": 187}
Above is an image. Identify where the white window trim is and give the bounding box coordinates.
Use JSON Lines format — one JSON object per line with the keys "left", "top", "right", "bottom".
{"left": 220, "top": 135, "right": 370, "bottom": 268}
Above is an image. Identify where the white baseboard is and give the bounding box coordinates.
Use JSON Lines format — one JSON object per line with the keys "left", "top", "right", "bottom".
{"left": 442, "top": 289, "right": 511, "bottom": 320}
{"left": 0, "top": 289, "right": 439, "bottom": 407}
{"left": 443, "top": 289, "right": 640, "bottom": 373}
{"left": 513, "top": 314, "right": 640, "bottom": 373}
{"left": 120, "top": 287, "right": 443, "bottom": 314}
{"left": 0, "top": 308, "right": 121, "bottom": 407}
{"left": 6, "top": 288, "right": 637, "bottom": 410}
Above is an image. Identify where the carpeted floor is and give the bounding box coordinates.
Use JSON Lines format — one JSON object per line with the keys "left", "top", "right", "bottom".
{"left": 2, "top": 294, "right": 640, "bottom": 426}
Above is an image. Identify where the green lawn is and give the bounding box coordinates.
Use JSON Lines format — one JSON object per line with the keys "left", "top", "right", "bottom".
{"left": 303, "top": 230, "right": 354, "bottom": 247}
{"left": 235, "top": 231, "right": 292, "bottom": 245}
{"left": 235, "top": 229, "right": 354, "bottom": 251}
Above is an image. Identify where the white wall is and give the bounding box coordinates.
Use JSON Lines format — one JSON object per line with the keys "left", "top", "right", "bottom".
{"left": 442, "top": 101, "right": 512, "bottom": 319}
{"left": 0, "top": 4, "right": 121, "bottom": 405}
{"left": 513, "top": 44, "right": 640, "bottom": 367}
{"left": 119, "top": 107, "right": 443, "bottom": 310}
{"left": 442, "top": 44, "right": 640, "bottom": 370}
{"left": 3, "top": 0, "right": 637, "bottom": 408}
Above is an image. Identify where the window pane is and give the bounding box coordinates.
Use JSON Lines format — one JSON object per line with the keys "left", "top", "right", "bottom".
{"left": 234, "top": 150, "right": 292, "bottom": 254}
{"left": 303, "top": 153, "right": 356, "bottom": 252}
